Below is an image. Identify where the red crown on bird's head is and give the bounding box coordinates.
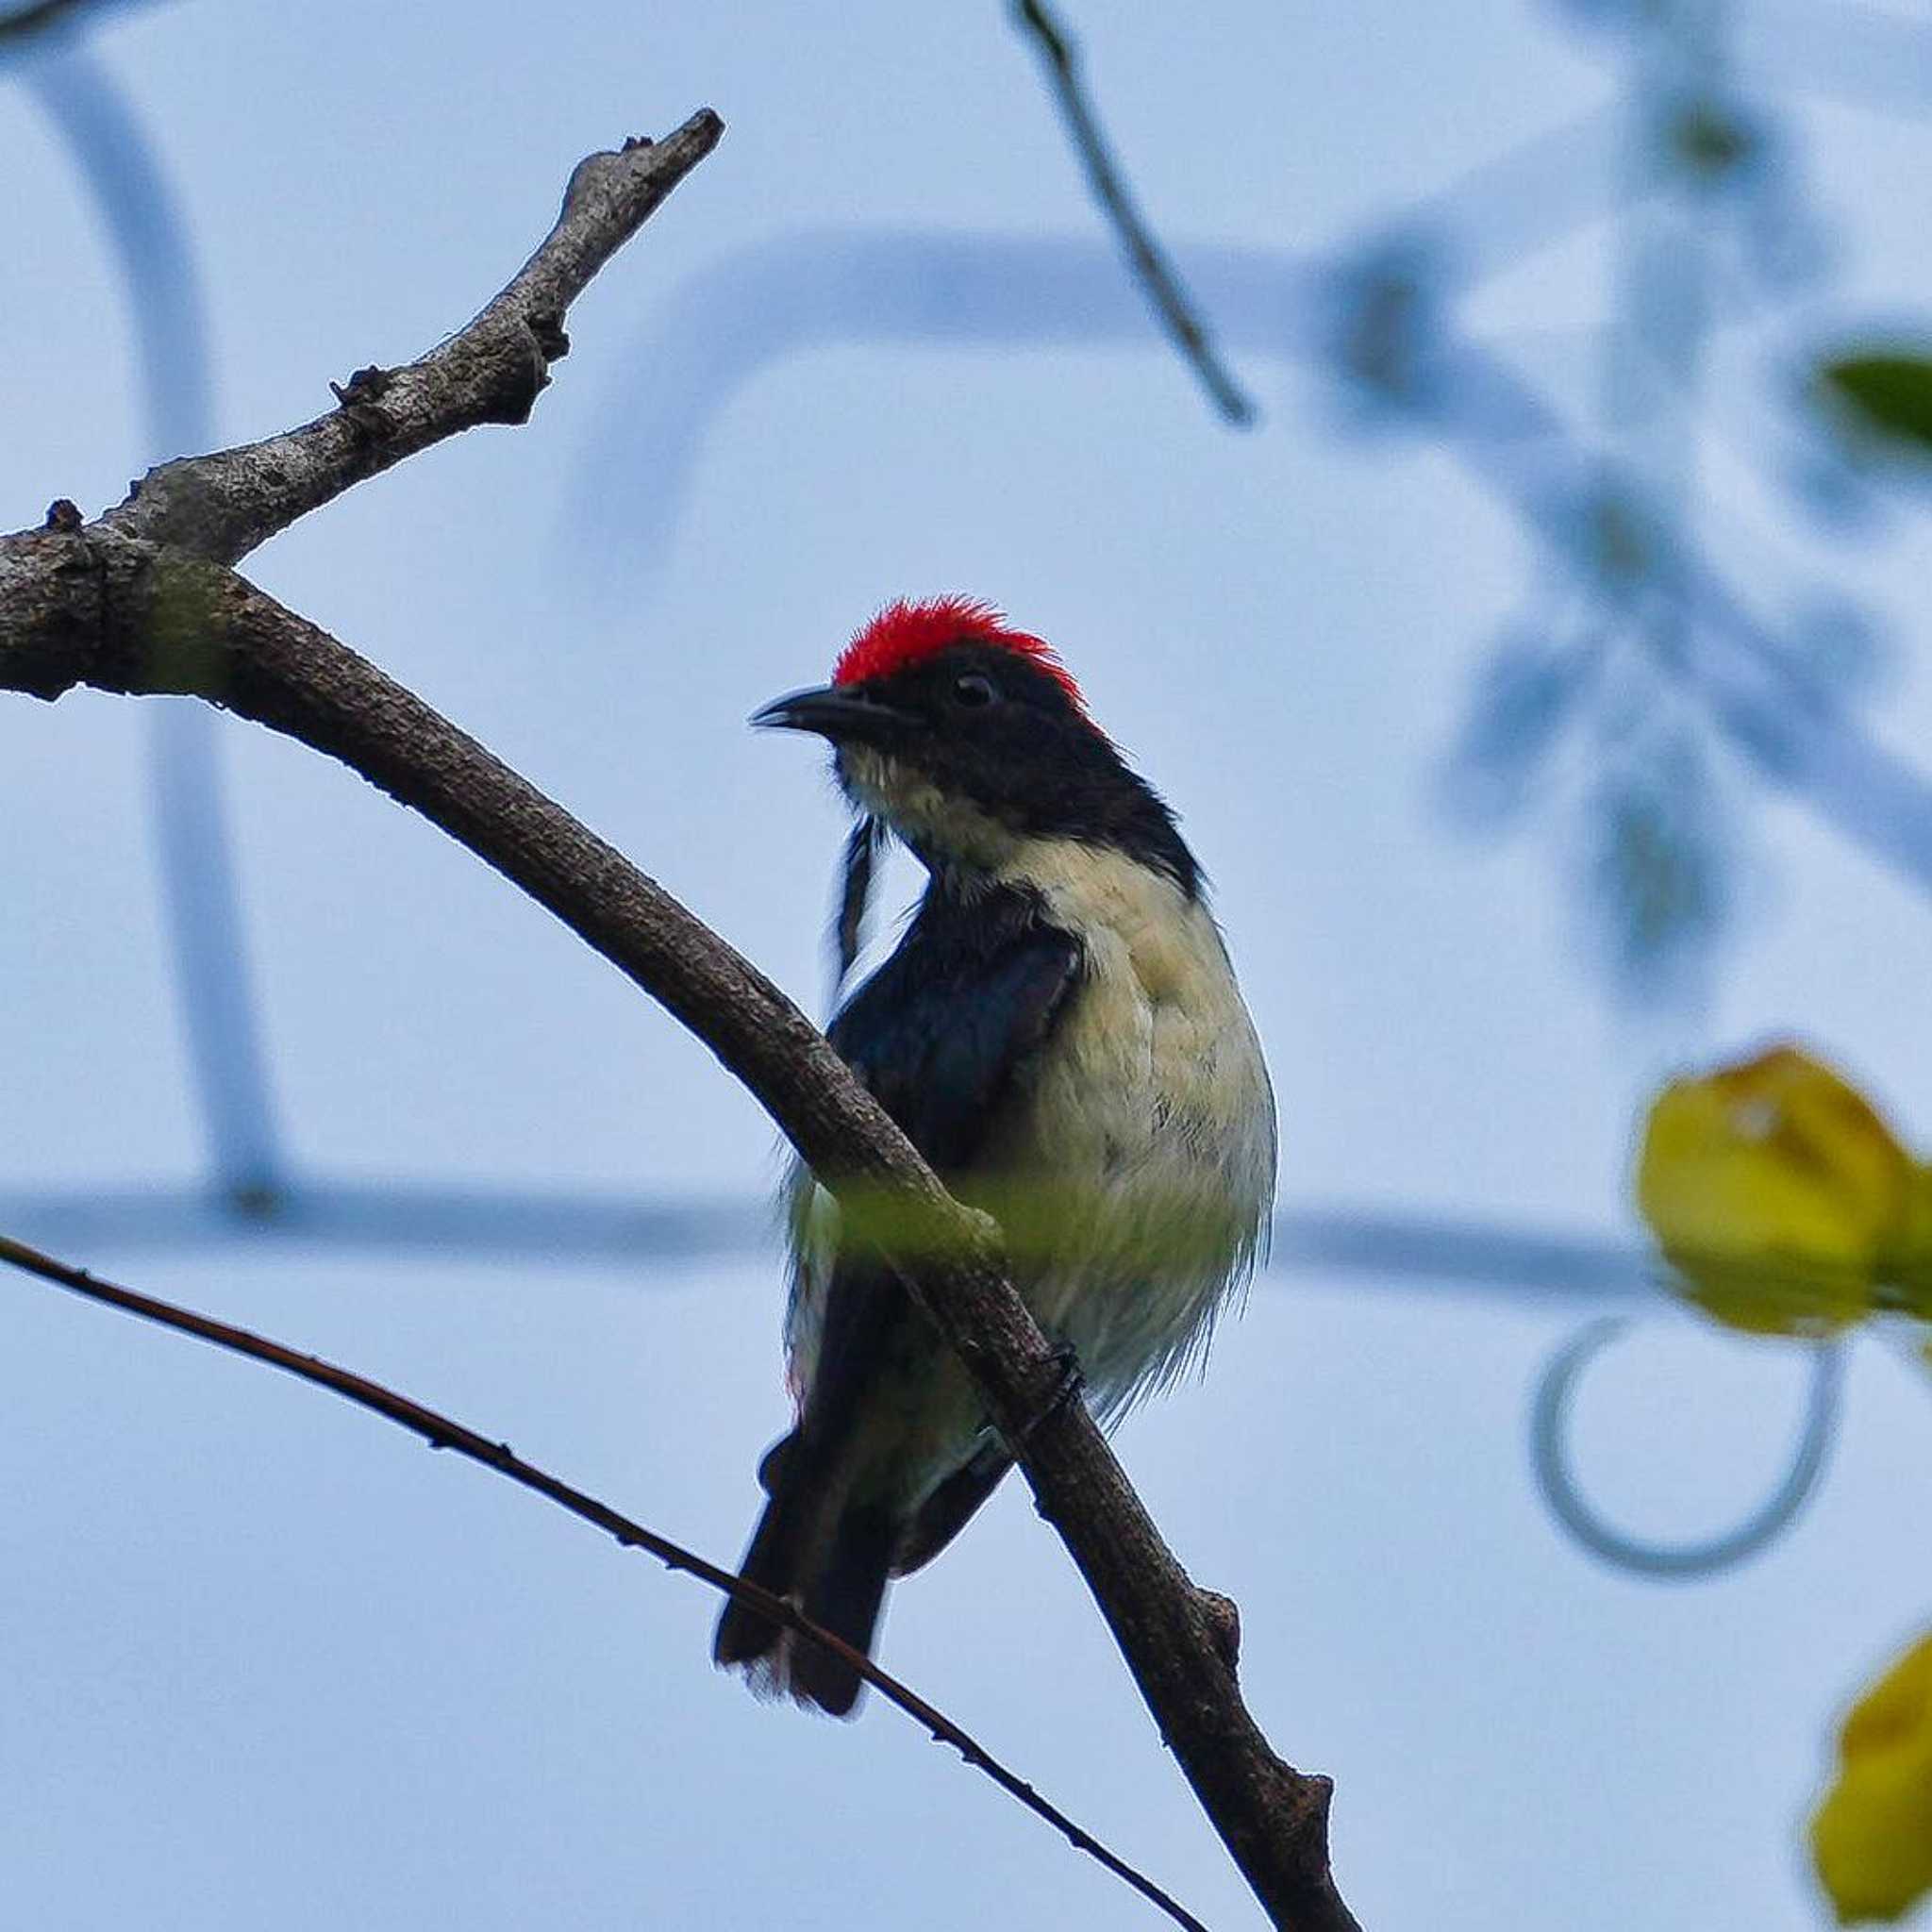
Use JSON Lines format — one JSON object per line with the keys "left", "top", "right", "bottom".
{"left": 832, "top": 596, "right": 1084, "bottom": 710}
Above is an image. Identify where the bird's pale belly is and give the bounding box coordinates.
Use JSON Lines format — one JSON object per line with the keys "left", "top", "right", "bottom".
{"left": 985, "top": 924, "right": 1274, "bottom": 1413}
{"left": 791, "top": 847, "right": 1274, "bottom": 1509}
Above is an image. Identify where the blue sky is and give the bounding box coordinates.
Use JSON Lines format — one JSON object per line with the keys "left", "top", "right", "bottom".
{"left": 4, "top": 2, "right": 1931, "bottom": 1925}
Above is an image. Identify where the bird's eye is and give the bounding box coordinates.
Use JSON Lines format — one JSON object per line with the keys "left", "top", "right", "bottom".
{"left": 951, "top": 673, "right": 997, "bottom": 709}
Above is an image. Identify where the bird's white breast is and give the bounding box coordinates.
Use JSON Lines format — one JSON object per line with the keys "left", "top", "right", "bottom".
{"left": 984, "top": 837, "right": 1276, "bottom": 1413}
{"left": 784, "top": 827, "right": 1276, "bottom": 1450}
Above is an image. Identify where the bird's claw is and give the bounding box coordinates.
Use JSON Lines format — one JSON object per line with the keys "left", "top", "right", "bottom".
{"left": 1012, "top": 1341, "right": 1085, "bottom": 1448}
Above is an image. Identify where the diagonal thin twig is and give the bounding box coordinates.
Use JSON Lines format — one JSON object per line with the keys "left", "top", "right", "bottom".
{"left": 0, "top": 1228, "right": 1209, "bottom": 1932}
{"left": 1012, "top": 0, "right": 1257, "bottom": 425}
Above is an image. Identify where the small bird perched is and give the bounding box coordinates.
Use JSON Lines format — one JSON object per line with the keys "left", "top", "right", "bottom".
{"left": 715, "top": 596, "right": 1275, "bottom": 1714}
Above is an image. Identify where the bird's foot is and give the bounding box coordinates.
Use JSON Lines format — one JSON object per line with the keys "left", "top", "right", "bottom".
{"left": 1011, "top": 1341, "right": 1085, "bottom": 1448}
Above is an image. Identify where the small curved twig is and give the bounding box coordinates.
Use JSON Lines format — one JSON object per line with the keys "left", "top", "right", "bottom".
{"left": 0, "top": 1228, "right": 1209, "bottom": 1932}
{"left": 1011, "top": 0, "right": 1257, "bottom": 425}
{"left": 1529, "top": 1315, "right": 1844, "bottom": 1578}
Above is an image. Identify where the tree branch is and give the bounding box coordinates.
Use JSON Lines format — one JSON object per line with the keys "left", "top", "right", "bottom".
{"left": 0, "top": 126, "right": 1357, "bottom": 1930}
{"left": 100, "top": 111, "right": 723, "bottom": 567}
{"left": 0, "top": 1230, "right": 1208, "bottom": 1932}
{"left": 0, "top": 536, "right": 1359, "bottom": 1930}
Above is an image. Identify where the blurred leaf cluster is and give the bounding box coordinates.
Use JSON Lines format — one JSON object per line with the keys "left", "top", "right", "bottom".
{"left": 1812, "top": 1631, "right": 1932, "bottom": 1926}
{"left": 1634, "top": 1043, "right": 1932, "bottom": 1921}
{"left": 1636, "top": 1043, "right": 1931, "bottom": 1335}
{"left": 1425, "top": 1, "right": 1932, "bottom": 1008}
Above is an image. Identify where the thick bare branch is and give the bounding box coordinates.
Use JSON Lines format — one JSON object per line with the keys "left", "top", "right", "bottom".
{"left": 99, "top": 112, "right": 722, "bottom": 566}
{"left": 0, "top": 1229, "right": 1208, "bottom": 1932}
{"left": 0, "top": 125, "right": 1357, "bottom": 1929}
{"left": 0, "top": 535, "right": 1358, "bottom": 1929}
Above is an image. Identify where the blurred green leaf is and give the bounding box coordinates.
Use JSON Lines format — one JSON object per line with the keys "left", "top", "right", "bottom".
{"left": 1584, "top": 738, "right": 1729, "bottom": 1006}
{"left": 1440, "top": 627, "right": 1589, "bottom": 830}
{"left": 1820, "top": 350, "right": 1932, "bottom": 454}
{"left": 1668, "top": 100, "right": 1756, "bottom": 180}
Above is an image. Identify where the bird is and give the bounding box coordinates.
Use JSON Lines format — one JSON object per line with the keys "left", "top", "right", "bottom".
{"left": 713, "top": 596, "right": 1275, "bottom": 1714}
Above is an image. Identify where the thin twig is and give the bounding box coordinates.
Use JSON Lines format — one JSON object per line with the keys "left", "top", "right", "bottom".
{"left": 0, "top": 1178, "right": 1664, "bottom": 1300}
{"left": 1012, "top": 0, "right": 1257, "bottom": 425}
{"left": 0, "top": 1229, "right": 1209, "bottom": 1932}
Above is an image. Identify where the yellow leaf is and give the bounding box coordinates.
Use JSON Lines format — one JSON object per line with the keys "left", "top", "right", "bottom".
{"left": 1812, "top": 1632, "right": 1932, "bottom": 1924}
{"left": 1898, "top": 1171, "right": 1932, "bottom": 1322}
{"left": 1636, "top": 1044, "right": 1910, "bottom": 1333}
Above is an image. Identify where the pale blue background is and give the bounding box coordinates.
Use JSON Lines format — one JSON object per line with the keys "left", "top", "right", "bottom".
{"left": 4, "top": 3, "right": 1931, "bottom": 1926}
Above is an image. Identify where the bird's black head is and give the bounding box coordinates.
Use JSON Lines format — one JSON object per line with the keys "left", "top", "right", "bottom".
{"left": 753, "top": 597, "right": 1199, "bottom": 897}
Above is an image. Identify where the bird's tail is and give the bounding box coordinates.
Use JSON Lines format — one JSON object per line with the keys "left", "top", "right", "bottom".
{"left": 711, "top": 1430, "right": 897, "bottom": 1718}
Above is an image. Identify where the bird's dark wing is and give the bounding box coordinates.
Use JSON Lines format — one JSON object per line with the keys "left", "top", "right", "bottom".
{"left": 715, "top": 888, "right": 1081, "bottom": 1703}
{"left": 802, "top": 884, "right": 1083, "bottom": 1447}
{"left": 891, "top": 1441, "right": 1014, "bottom": 1576}
{"left": 827, "top": 887, "right": 1083, "bottom": 1172}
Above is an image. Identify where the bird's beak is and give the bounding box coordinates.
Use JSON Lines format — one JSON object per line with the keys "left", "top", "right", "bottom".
{"left": 750, "top": 684, "right": 919, "bottom": 746}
